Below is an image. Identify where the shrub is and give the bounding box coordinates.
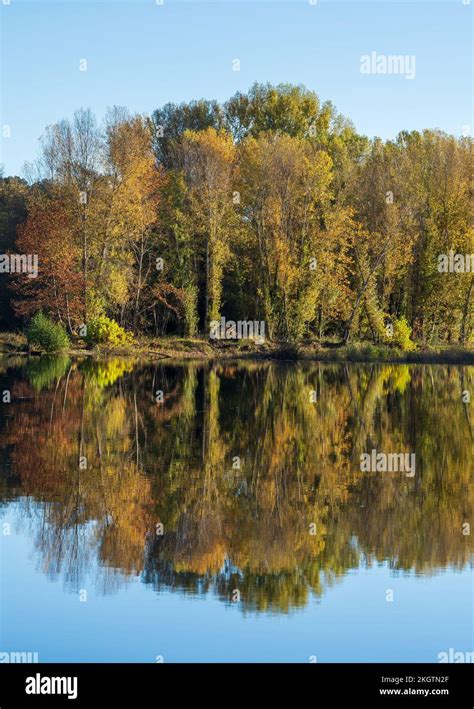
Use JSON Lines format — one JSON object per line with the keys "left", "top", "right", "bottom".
{"left": 392, "top": 317, "right": 416, "bottom": 352}
{"left": 346, "top": 343, "right": 386, "bottom": 361}
{"left": 85, "top": 315, "right": 134, "bottom": 347}
{"left": 272, "top": 343, "right": 300, "bottom": 360}
{"left": 27, "top": 313, "right": 70, "bottom": 353}
{"left": 237, "top": 338, "right": 258, "bottom": 351}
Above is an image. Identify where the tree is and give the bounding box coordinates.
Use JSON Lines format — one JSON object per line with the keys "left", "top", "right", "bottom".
{"left": 3, "top": 87, "right": 472, "bottom": 346}
{"left": 0, "top": 176, "right": 28, "bottom": 329}
{"left": 151, "top": 99, "right": 224, "bottom": 168}
{"left": 178, "top": 128, "right": 237, "bottom": 330}
{"left": 13, "top": 184, "right": 84, "bottom": 330}
{"left": 34, "top": 108, "right": 102, "bottom": 323}
{"left": 102, "top": 112, "right": 166, "bottom": 330}
{"left": 239, "top": 132, "right": 337, "bottom": 341}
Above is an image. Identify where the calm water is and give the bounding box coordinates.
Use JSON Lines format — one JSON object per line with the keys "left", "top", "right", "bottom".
{"left": 0, "top": 357, "right": 472, "bottom": 662}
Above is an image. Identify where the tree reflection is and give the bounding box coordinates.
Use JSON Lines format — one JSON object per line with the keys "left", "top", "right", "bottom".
{"left": 0, "top": 357, "right": 472, "bottom": 610}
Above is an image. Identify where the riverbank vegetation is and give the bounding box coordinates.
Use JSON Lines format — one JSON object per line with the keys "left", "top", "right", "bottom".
{"left": 1, "top": 331, "right": 473, "bottom": 364}
{"left": 1, "top": 83, "right": 472, "bottom": 351}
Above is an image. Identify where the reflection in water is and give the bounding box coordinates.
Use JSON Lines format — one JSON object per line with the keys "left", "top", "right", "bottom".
{"left": 0, "top": 357, "right": 472, "bottom": 614}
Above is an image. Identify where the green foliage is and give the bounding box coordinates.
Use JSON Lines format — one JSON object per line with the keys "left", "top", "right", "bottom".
{"left": 392, "top": 317, "right": 416, "bottom": 352}
{"left": 182, "top": 285, "right": 199, "bottom": 337}
{"left": 26, "top": 355, "right": 71, "bottom": 392}
{"left": 224, "top": 82, "right": 322, "bottom": 140}
{"left": 26, "top": 312, "right": 70, "bottom": 353}
{"left": 345, "top": 342, "right": 395, "bottom": 362}
{"left": 151, "top": 99, "right": 224, "bottom": 167}
{"left": 85, "top": 315, "right": 134, "bottom": 347}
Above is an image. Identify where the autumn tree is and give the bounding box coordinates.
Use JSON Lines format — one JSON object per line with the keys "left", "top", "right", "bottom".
{"left": 151, "top": 99, "right": 224, "bottom": 168}
{"left": 13, "top": 184, "right": 83, "bottom": 329}
{"left": 0, "top": 176, "right": 28, "bottom": 328}
{"left": 177, "top": 128, "right": 237, "bottom": 330}
{"left": 239, "top": 132, "right": 342, "bottom": 341}
{"left": 99, "top": 111, "right": 165, "bottom": 330}
{"left": 4, "top": 86, "right": 472, "bottom": 346}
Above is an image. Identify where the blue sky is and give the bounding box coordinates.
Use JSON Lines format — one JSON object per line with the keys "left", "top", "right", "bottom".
{"left": 0, "top": 0, "right": 472, "bottom": 176}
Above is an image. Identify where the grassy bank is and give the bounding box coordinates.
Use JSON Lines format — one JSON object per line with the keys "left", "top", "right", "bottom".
{"left": 1, "top": 332, "right": 473, "bottom": 364}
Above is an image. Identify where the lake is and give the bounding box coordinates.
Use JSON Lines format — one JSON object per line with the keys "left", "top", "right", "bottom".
{"left": 0, "top": 357, "right": 472, "bottom": 662}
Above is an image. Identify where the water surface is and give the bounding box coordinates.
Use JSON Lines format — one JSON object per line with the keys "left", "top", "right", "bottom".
{"left": 0, "top": 357, "right": 472, "bottom": 662}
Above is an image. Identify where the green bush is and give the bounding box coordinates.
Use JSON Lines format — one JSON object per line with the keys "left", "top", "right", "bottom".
{"left": 346, "top": 342, "right": 389, "bottom": 361}
{"left": 26, "top": 313, "right": 70, "bottom": 353}
{"left": 392, "top": 317, "right": 416, "bottom": 352}
{"left": 85, "top": 315, "right": 134, "bottom": 347}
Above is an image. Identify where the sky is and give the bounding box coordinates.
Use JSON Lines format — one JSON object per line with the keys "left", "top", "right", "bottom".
{"left": 0, "top": 0, "right": 472, "bottom": 177}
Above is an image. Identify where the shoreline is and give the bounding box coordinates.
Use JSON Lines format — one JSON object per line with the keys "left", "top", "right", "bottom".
{"left": 1, "top": 333, "right": 473, "bottom": 365}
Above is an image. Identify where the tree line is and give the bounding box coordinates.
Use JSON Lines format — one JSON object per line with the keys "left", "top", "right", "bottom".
{"left": 0, "top": 83, "right": 472, "bottom": 346}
